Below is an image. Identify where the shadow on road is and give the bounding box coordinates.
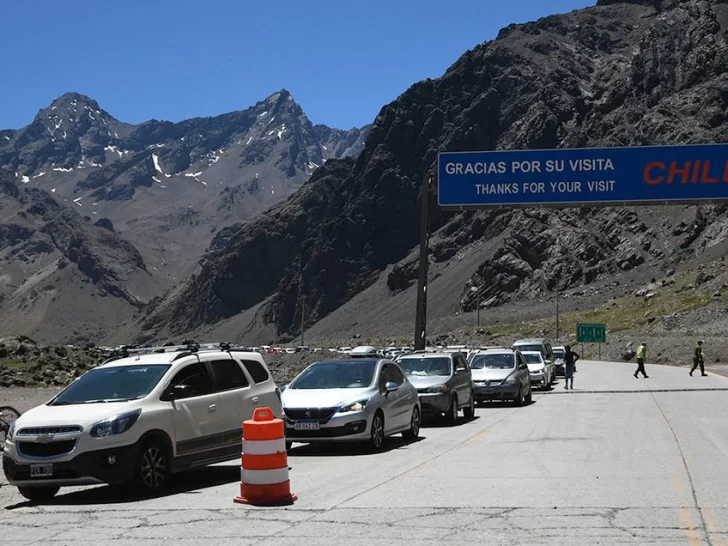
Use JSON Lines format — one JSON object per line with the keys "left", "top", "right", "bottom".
{"left": 421, "top": 414, "right": 480, "bottom": 428}
{"left": 4, "top": 465, "right": 240, "bottom": 509}
{"left": 289, "top": 435, "right": 425, "bottom": 457}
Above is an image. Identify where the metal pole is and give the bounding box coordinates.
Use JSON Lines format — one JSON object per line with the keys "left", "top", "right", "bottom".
{"left": 556, "top": 284, "right": 560, "bottom": 340}
{"left": 414, "top": 171, "right": 434, "bottom": 350}
{"left": 301, "top": 297, "right": 305, "bottom": 347}
{"left": 477, "top": 291, "right": 481, "bottom": 328}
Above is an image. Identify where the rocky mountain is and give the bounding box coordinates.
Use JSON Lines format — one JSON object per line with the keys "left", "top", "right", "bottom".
{"left": 0, "top": 171, "right": 166, "bottom": 343}
{"left": 1, "top": 91, "right": 370, "bottom": 283}
{"left": 135, "top": 0, "right": 728, "bottom": 346}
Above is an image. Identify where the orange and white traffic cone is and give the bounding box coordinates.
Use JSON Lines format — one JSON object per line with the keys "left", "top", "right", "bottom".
{"left": 234, "top": 406, "right": 297, "bottom": 506}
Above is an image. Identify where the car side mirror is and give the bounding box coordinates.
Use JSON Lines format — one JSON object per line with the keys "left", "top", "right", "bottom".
{"left": 385, "top": 381, "right": 399, "bottom": 393}
{"left": 280, "top": 384, "right": 288, "bottom": 392}
{"left": 165, "top": 384, "right": 192, "bottom": 401}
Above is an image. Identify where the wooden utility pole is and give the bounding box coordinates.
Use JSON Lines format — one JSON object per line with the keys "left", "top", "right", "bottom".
{"left": 414, "top": 171, "right": 435, "bottom": 350}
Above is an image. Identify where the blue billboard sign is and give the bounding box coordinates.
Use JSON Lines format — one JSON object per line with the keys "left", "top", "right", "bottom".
{"left": 438, "top": 143, "right": 728, "bottom": 208}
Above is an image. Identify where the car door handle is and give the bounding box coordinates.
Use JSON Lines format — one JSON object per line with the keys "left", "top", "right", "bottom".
{"left": 208, "top": 404, "right": 217, "bottom": 413}
{"left": 252, "top": 397, "right": 259, "bottom": 405}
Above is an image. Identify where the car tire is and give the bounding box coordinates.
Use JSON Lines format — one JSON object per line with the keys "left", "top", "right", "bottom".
{"left": 445, "top": 395, "right": 459, "bottom": 424}
{"left": 17, "top": 486, "right": 60, "bottom": 502}
{"left": 369, "top": 411, "right": 385, "bottom": 451}
{"left": 403, "top": 406, "right": 421, "bottom": 441}
{"left": 524, "top": 386, "right": 533, "bottom": 405}
{"left": 463, "top": 391, "right": 475, "bottom": 419}
{"left": 514, "top": 387, "right": 525, "bottom": 407}
{"left": 135, "top": 439, "right": 170, "bottom": 493}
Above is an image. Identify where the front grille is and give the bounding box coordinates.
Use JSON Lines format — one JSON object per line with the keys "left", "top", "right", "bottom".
{"left": 18, "top": 439, "right": 77, "bottom": 458}
{"left": 284, "top": 408, "right": 336, "bottom": 421}
{"left": 18, "top": 426, "right": 83, "bottom": 435}
{"left": 474, "top": 381, "right": 502, "bottom": 386}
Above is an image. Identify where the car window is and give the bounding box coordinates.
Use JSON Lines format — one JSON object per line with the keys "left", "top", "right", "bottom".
{"left": 398, "top": 357, "right": 452, "bottom": 376}
{"left": 291, "top": 360, "right": 376, "bottom": 389}
{"left": 209, "top": 359, "right": 250, "bottom": 391}
{"left": 523, "top": 353, "right": 544, "bottom": 364}
{"left": 454, "top": 355, "right": 468, "bottom": 371}
{"left": 517, "top": 354, "right": 528, "bottom": 369}
{"left": 241, "top": 359, "right": 270, "bottom": 383}
{"left": 471, "top": 353, "right": 515, "bottom": 370}
{"left": 387, "top": 364, "right": 406, "bottom": 385}
{"left": 169, "top": 362, "right": 214, "bottom": 398}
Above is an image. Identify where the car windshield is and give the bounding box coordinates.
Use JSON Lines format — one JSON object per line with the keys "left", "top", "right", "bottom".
{"left": 49, "top": 365, "right": 170, "bottom": 406}
{"left": 290, "top": 361, "right": 376, "bottom": 389}
{"left": 470, "top": 354, "right": 515, "bottom": 370}
{"left": 523, "top": 353, "right": 544, "bottom": 364}
{"left": 553, "top": 349, "right": 565, "bottom": 359}
{"left": 515, "top": 344, "right": 544, "bottom": 355}
{"left": 398, "top": 357, "right": 452, "bottom": 376}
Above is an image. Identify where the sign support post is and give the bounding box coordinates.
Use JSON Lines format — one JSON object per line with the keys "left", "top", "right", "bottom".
{"left": 414, "top": 171, "right": 434, "bottom": 351}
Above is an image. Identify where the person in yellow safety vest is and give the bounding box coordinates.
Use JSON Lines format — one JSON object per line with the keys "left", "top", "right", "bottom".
{"left": 634, "top": 342, "right": 648, "bottom": 379}
{"left": 690, "top": 340, "right": 707, "bottom": 377}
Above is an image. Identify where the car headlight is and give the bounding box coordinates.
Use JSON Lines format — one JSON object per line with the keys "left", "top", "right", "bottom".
{"left": 339, "top": 400, "right": 368, "bottom": 413}
{"left": 6, "top": 421, "right": 15, "bottom": 442}
{"left": 426, "top": 384, "right": 449, "bottom": 393}
{"left": 532, "top": 367, "right": 545, "bottom": 374}
{"left": 90, "top": 409, "right": 142, "bottom": 438}
{"left": 503, "top": 373, "right": 518, "bottom": 385}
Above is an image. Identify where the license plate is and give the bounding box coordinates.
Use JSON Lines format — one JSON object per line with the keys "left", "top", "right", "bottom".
{"left": 294, "top": 421, "right": 320, "bottom": 431}
{"left": 30, "top": 463, "right": 53, "bottom": 478}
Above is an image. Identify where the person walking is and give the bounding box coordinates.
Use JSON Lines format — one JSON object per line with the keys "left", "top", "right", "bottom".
{"left": 564, "top": 345, "right": 579, "bottom": 390}
{"left": 690, "top": 340, "right": 707, "bottom": 377}
{"left": 634, "top": 342, "right": 648, "bottom": 378}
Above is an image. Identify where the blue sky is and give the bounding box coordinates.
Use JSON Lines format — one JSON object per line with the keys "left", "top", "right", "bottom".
{"left": 1, "top": 0, "right": 593, "bottom": 131}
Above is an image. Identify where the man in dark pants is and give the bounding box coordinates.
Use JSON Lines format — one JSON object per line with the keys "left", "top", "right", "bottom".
{"left": 564, "top": 345, "right": 579, "bottom": 390}
{"left": 634, "top": 342, "right": 648, "bottom": 378}
{"left": 690, "top": 340, "right": 707, "bottom": 377}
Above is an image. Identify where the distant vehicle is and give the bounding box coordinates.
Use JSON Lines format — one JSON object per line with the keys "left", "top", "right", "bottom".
{"left": 349, "top": 346, "right": 381, "bottom": 358}
{"left": 281, "top": 358, "right": 421, "bottom": 451}
{"left": 296, "top": 346, "right": 311, "bottom": 353}
{"left": 3, "top": 343, "right": 282, "bottom": 502}
{"left": 396, "top": 352, "right": 474, "bottom": 423}
{"left": 338, "top": 347, "right": 353, "bottom": 354}
{"left": 512, "top": 338, "right": 554, "bottom": 376}
{"left": 468, "top": 348, "right": 532, "bottom": 406}
{"left": 521, "top": 351, "right": 553, "bottom": 390}
{"left": 285, "top": 348, "right": 296, "bottom": 354}
{"left": 552, "top": 346, "right": 566, "bottom": 376}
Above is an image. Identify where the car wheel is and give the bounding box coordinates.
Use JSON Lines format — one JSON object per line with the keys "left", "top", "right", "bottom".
{"left": 463, "top": 391, "right": 475, "bottom": 419}
{"left": 17, "top": 486, "right": 60, "bottom": 502}
{"left": 524, "top": 386, "right": 533, "bottom": 405}
{"left": 135, "top": 439, "right": 170, "bottom": 492}
{"left": 403, "top": 406, "right": 421, "bottom": 441}
{"left": 369, "top": 411, "right": 385, "bottom": 451}
{"left": 514, "top": 387, "right": 524, "bottom": 407}
{"left": 445, "top": 394, "right": 459, "bottom": 424}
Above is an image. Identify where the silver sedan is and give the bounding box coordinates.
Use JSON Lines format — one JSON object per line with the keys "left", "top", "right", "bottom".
{"left": 281, "top": 358, "right": 421, "bottom": 451}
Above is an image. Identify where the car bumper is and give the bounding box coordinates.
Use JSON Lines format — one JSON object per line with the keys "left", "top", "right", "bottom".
{"left": 285, "top": 412, "right": 371, "bottom": 443}
{"left": 3, "top": 443, "right": 138, "bottom": 487}
{"left": 417, "top": 392, "right": 451, "bottom": 413}
{"left": 473, "top": 383, "right": 518, "bottom": 401}
{"left": 529, "top": 373, "right": 548, "bottom": 385}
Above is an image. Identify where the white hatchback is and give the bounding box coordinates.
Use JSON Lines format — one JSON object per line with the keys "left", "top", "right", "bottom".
{"left": 2, "top": 344, "right": 282, "bottom": 502}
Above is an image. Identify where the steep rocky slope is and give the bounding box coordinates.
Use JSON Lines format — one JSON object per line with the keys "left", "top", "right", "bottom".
{"left": 139, "top": 0, "right": 728, "bottom": 344}
{"left": 1, "top": 91, "right": 370, "bottom": 281}
{"left": 0, "top": 172, "right": 165, "bottom": 343}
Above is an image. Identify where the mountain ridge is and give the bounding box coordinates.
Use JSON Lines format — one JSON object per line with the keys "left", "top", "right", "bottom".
{"left": 135, "top": 0, "right": 728, "bottom": 346}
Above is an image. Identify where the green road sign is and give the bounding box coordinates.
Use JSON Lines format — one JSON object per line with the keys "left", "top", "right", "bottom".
{"left": 576, "top": 323, "right": 606, "bottom": 343}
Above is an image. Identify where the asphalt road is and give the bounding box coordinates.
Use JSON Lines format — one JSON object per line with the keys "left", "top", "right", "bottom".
{"left": 3, "top": 361, "right": 728, "bottom": 545}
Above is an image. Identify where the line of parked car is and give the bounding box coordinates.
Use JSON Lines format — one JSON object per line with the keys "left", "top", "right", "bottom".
{"left": 3, "top": 338, "right": 564, "bottom": 503}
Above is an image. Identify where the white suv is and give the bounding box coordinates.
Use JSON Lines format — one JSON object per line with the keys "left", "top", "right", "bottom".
{"left": 2, "top": 343, "right": 282, "bottom": 502}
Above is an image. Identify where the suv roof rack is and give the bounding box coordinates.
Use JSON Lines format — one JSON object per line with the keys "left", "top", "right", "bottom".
{"left": 101, "top": 341, "right": 240, "bottom": 363}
